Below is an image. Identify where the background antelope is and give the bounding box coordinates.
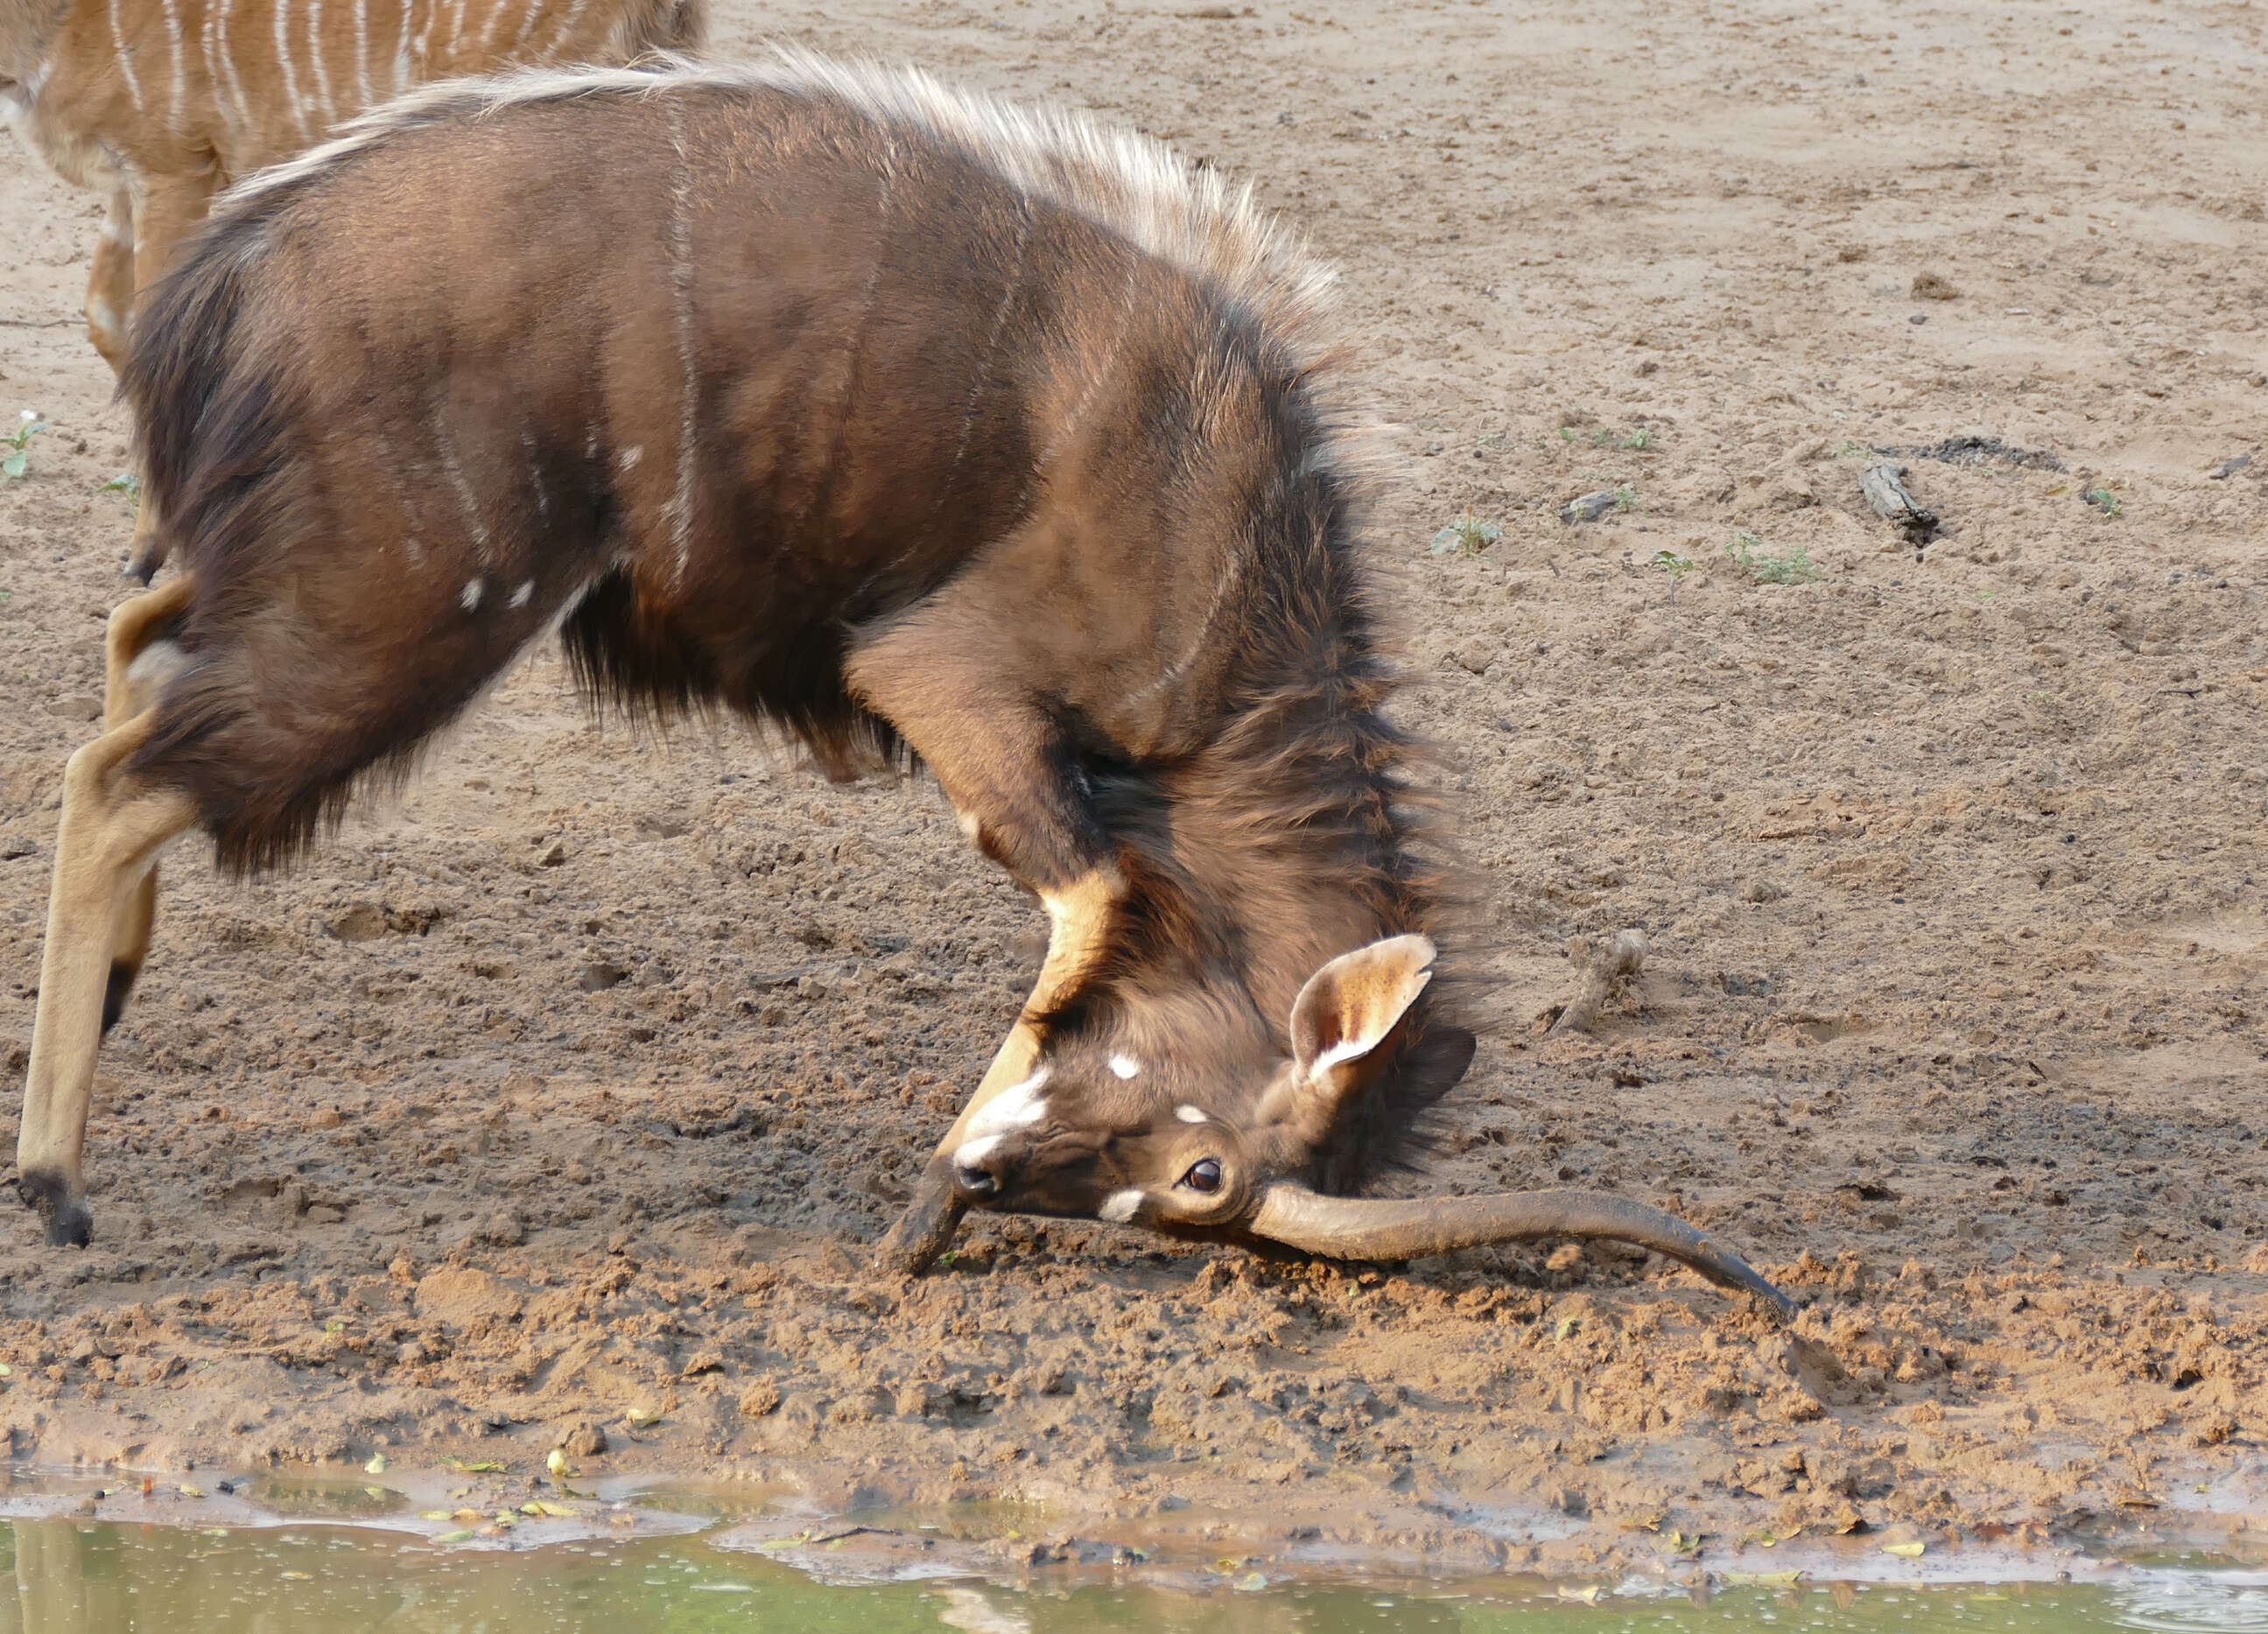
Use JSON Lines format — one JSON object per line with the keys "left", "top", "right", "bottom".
{"left": 2, "top": 0, "right": 701, "bottom": 372}
{"left": 20, "top": 54, "right": 1793, "bottom": 1317}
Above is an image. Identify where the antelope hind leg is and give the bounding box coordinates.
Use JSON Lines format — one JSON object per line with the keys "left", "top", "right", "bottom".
{"left": 18, "top": 709, "right": 198, "bottom": 1245}
{"left": 96, "top": 579, "right": 193, "bottom": 1031}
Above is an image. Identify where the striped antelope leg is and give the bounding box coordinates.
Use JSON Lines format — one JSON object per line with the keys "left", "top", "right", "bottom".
{"left": 16, "top": 580, "right": 200, "bottom": 1246}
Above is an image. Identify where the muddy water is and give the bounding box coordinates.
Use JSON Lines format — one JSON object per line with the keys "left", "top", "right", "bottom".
{"left": 4, "top": 1517, "right": 2265, "bottom": 1634}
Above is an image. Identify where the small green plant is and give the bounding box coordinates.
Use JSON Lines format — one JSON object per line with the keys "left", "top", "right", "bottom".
{"left": 1586, "top": 425, "right": 1656, "bottom": 451}
{"left": 1650, "top": 548, "right": 1696, "bottom": 604}
{"left": 1833, "top": 441, "right": 1873, "bottom": 459}
{"left": 1429, "top": 513, "right": 1503, "bottom": 556}
{"left": 1556, "top": 424, "right": 1578, "bottom": 442}
{"left": 99, "top": 471, "right": 140, "bottom": 513}
{"left": 1613, "top": 484, "right": 1637, "bottom": 511}
{"left": 1725, "top": 530, "right": 1822, "bottom": 585}
{"left": 2084, "top": 487, "right": 2123, "bottom": 519}
{"left": 4, "top": 410, "right": 47, "bottom": 480}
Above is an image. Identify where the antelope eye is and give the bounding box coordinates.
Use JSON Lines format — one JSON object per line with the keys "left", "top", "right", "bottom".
{"left": 1181, "top": 1157, "right": 1223, "bottom": 1194}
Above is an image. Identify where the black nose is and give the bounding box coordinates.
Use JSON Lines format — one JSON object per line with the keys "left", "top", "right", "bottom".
{"left": 954, "top": 1164, "right": 1000, "bottom": 1199}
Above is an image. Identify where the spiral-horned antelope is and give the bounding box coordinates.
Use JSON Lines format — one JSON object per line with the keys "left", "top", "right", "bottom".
{"left": 18, "top": 55, "right": 1794, "bottom": 1317}
{"left": 2, "top": 0, "right": 701, "bottom": 375}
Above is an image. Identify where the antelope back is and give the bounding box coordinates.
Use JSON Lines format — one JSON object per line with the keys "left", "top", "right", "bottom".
{"left": 9, "top": 0, "right": 702, "bottom": 185}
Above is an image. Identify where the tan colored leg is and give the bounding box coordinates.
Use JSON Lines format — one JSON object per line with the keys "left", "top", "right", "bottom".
{"left": 98, "top": 579, "right": 193, "bottom": 1033}
{"left": 85, "top": 188, "right": 137, "bottom": 374}
{"left": 17, "top": 708, "right": 199, "bottom": 1245}
{"left": 873, "top": 867, "right": 1122, "bottom": 1273}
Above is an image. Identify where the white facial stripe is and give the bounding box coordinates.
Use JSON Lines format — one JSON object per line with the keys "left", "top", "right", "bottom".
{"left": 1098, "top": 1189, "right": 1143, "bottom": 1224}
{"left": 964, "top": 1067, "right": 1050, "bottom": 1141}
{"left": 1108, "top": 1054, "right": 1141, "bottom": 1080}
{"left": 1175, "top": 1105, "right": 1208, "bottom": 1124}
{"left": 952, "top": 1133, "right": 1003, "bottom": 1171}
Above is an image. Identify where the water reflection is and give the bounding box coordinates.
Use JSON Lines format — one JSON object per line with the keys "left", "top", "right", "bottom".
{"left": 2110, "top": 1573, "right": 2268, "bottom": 1633}
{"left": 4, "top": 1514, "right": 2259, "bottom": 1634}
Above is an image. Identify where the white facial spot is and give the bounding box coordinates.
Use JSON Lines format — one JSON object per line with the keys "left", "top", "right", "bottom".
{"left": 1108, "top": 1054, "right": 1141, "bottom": 1080}
{"left": 460, "top": 577, "right": 484, "bottom": 612}
{"left": 509, "top": 579, "right": 534, "bottom": 609}
{"left": 1098, "top": 1189, "right": 1143, "bottom": 1224}
{"left": 952, "top": 1133, "right": 1002, "bottom": 1172}
{"left": 618, "top": 444, "right": 644, "bottom": 471}
{"left": 964, "top": 1068, "right": 1050, "bottom": 1142}
{"left": 1175, "top": 1105, "right": 1209, "bottom": 1124}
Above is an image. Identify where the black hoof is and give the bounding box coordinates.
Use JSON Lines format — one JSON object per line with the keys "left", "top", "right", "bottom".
{"left": 17, "top": 1171, "right": 92, "bottom": 1248}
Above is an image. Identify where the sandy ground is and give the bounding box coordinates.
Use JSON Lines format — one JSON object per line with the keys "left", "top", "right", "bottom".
{"left": 2, "top": 0, "right": 2266, "bottom": 1588}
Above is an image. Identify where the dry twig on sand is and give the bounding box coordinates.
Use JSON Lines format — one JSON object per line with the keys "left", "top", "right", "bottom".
{"left": 1859, "top": 460, "right": 1940, "bottom": 546}
{"left": 1549, "top": 929, "right": 1647, "bottom": 1034}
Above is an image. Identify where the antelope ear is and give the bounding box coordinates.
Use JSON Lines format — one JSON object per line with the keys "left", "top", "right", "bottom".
{"left": 1288, "top": 934, "right": 1438, "bottom": 1099}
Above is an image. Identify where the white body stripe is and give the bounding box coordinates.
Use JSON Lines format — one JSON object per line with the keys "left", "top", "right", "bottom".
{"left": 217, "top": 50, "right": 1343, "bottom": 377}
{"left": 158, "top": 0, "right": 185, "bottom": 121}
{"left": 272, "top": 0, "right": 311, "bottom": 141}
{"left": 351, "top": 0, "right": 372, "bottom": 104}
{"left": 530, "top": 0, "right": 591, "bottom": 59}
{"left": 660, "top": 98, "right": 699, "bottom": 589}
{"left": 201, "top": 0, "right": 228, "bottom": 128}
{"left": 108, "top": 0, "right": 146, "bottom": 111}
{"left": 305, "top": 0, "right": 337, "bottom": 125}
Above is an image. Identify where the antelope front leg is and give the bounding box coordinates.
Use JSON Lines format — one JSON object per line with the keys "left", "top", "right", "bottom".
{"left": 84, "top": 189, "right": 137, "bottom": 375}
{"left": 848, "top": 613, "right": 1125, "bottom": 1273}
{"left": 18, "top": 709, "right": 198, "bottom": 1245}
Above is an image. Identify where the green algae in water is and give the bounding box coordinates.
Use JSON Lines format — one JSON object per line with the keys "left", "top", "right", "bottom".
{"left": 4, "top": 1519, "right": 2265, "bottom": 1632}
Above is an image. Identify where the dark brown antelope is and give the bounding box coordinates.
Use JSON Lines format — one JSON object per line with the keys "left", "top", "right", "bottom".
{"left": 18, "top": 54, "right": 1794, "bottom": 1319}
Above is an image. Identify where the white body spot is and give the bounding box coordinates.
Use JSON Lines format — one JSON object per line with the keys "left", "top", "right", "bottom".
{"left": 509, "top": 579, "right": 534, "bottom": 608}
{"left": 617, "top": 444, "right": 644, "bottom": 471}
{"left": 1098, "top": 1189, "right": 1143, "bottom": 1224}
{"left": 460, "top": 577, "right": 484, "bottom": 611}
{"left": 1107, "top": 1054, "right": 1140, "bottom": 1080}
{"left": 1175, "top": 1105, "right": 1208, "bottom": 1124}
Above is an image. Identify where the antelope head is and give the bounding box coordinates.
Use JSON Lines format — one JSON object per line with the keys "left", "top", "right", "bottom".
{"left": 915, "top": 935, "right": 1794, "bottom": 1318}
